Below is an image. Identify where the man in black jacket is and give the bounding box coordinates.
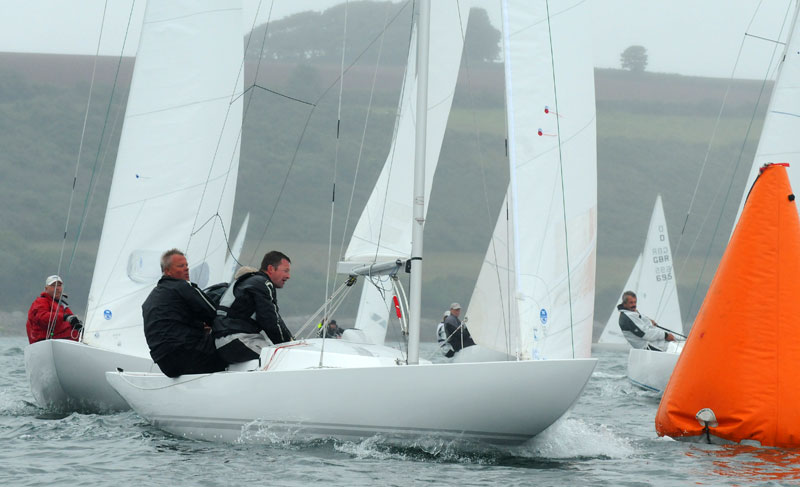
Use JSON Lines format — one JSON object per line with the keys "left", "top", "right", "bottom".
{"left": 142, "top": 249, "right": 227, "bottom": 377}
{"left": 443, "top": 302, "right": 475, "bottom": 354}
{"left": 213, "top": 250, "right": 295, "bottom": 364}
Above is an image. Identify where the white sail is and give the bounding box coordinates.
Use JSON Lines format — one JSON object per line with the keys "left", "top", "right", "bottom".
{"left": 598, "top": 195, "right": 683, "bottom": 346}
{"left": 734, "top": 6, "right": 800, "bottom": 225}
{"left": 597, "top": 255, "right": 642, "bottom": 346}
{"left": 465, "top": 0, "right": 597, "bottom": 360}
{"left": 82, "top": 0, "right": 244, "bottom": 357}
{"left": 340, "top": 0, "right": 466, "bottom": 344}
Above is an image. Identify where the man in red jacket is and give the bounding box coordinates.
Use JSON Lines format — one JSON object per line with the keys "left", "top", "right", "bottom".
{"left": 26, "top": 275, "right": 83, "bottom": 344}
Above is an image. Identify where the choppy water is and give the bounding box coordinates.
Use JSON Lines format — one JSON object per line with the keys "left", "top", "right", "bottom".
{"left": 3, "top": 336, "right": 800, "bottom": 486}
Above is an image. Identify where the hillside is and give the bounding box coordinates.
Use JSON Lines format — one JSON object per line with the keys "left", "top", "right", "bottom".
{"left": 0, "top": 50, "right": 768, "bottom": 340}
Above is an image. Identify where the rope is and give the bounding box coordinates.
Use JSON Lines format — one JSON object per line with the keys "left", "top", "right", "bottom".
{"left": 336, "top": 2, "right": 393, "bottom": 264}
{"left": 544, "top": 0, "right": 576, "bottom": 357}
{"left": 665, "top": 0, "right": 787, "bottom": 322}
{"left": 682, "top": 1, "right": 792, "bottom": 321}
{"left": 57, "top": 0, "right": 108, "bottom": 287}
{"left": 67, "top": 1, "right": 137, "bottom": 276}
{"left": 320, "top": 0, "right": 350, "bottom": 366}
{"left": 189, "top": 2, "right": 266, "bottom": 269}
{"left": 247, "top": 2, "right": 412, "bottom": 263}
{"left": 45, "top": 0, "right": 134, "bottom": 339}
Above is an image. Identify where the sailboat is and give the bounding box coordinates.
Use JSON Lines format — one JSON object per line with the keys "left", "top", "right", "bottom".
{"left": 24, "top": 0, "right": 245, "bottom": 412}
{"left": 594, "top": 195, "right": 683, "bottom": 392}
{"left": 105, "top": 0, "right": 598, "bottom": 445}
{"left": 597, "top": 196, "right": 682, "bottom": 349}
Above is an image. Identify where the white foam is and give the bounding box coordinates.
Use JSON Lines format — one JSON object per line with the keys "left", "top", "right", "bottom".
{"left": 519, "top": 416, "right": 635, "bottom": 459}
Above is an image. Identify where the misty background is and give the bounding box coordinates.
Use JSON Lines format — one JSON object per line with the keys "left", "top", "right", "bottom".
{"left": 0, "top": 2, "right": 772, "bottom": 341}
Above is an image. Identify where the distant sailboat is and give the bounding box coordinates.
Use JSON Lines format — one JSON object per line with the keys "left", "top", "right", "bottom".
{"left": 656, "top": 163, "right": 800, "bottom": 447}
{"left": 597, "top": 195, "right": 682, "bottom": 352}
{"left": 593, "top": 195, "right": 684, "bottom": 393}
{"left": 24, "top": 0, "right": 245, "bottom": 412}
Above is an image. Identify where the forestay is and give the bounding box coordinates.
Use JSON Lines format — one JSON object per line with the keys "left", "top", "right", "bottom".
{"left": 465, "top": 0, "right": 597, "bottom": 360}
{"left": 83, "top": 0, "right": 244, "bottom": 357}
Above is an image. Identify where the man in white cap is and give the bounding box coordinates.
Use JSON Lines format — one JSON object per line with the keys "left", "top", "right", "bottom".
{"left": 442, "top": 302, "right": 474, "bottom": 355}
{"left": 26, "top": 275, "right": 83, "bottom": 344}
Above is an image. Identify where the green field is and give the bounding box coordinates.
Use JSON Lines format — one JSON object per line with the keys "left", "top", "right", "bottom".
{"left": 0, "top": 46, "right": 768, "bottom": 339}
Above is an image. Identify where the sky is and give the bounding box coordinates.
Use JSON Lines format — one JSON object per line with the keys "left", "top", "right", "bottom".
{"left": 0, "top": 0, "right": 795, "bottom": 79}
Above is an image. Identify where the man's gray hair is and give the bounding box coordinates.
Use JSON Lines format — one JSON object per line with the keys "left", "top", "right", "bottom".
{"left": 160, "top": 248, "right": 185, "bottom": 272}
{"left": 622, "top": 290, "right": 637, "bottom": 303}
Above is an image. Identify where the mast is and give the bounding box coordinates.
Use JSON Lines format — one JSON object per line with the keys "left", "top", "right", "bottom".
{"left": 407, "top": 0, "right": 430, "bottom": 365}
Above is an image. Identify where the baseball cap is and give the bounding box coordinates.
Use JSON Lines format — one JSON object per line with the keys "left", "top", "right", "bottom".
{"left": 46, "top": 275, "right": 63, "bottom": 286}
{"left": 450, "top": 302, "right": 461, "bottom": 310}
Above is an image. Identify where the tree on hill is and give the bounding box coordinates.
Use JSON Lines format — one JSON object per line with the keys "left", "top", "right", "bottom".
{"left": 244, "top": 2, "right": 500, "bottom": 66}
{"left": 620, "top": 45, "right": 648, "bottom": 73}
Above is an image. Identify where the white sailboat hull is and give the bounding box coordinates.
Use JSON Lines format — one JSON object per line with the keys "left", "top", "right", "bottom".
{"left": 24, "top": 340, "right": 158, "bottom": 412}
{"left": 107, "top": 341, "right": 597, "bottom": 445}
{"left": 626, "top": 343, "right": 683, "bottom": 394}
{"left": 451, "top": 344, "right": 514, "bottom": 363}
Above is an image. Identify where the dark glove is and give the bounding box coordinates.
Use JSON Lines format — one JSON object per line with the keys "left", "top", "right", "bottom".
{"left": 65, "top": 313, "right": 83, "bottom": 331}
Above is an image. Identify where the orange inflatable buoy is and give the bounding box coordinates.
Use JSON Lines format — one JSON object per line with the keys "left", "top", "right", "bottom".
{"left": 655, "top": 163, "right": 800, "bottom": 447}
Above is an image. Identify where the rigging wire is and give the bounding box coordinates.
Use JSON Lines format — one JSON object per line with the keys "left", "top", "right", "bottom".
{"left": 246, "top": 2, "right": 412, "bottom": 264}
{"left": 48, "top": 0, "right": 135, "bottom": 337}
{"left": 336, "top": 2, "right": 394, "bottom": 264}
{"left": 675, "top": 0, "right": 792, "bottom": 322}
{"left": 66, "top": 1, "right": 137, "bottom": 277}
{"left": 48, "top": 0, "right": 110, "bottom": 337}
{"left": 663, "top": 0, "right": 769, "bottom": 314}
{"left": 319, "top": 0, "right": 350, "bottom": 365}
{"left": 327, "top": 3, "right": 396, "bottom": 344}
{"left": 188, "top": 1, "right": 274, "bottom": 272}
{"left": 544, "top": 0, "right": 577, "bottom": 357}
{"left": 367, "top": 3, "right": 415, "bottom": 267}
